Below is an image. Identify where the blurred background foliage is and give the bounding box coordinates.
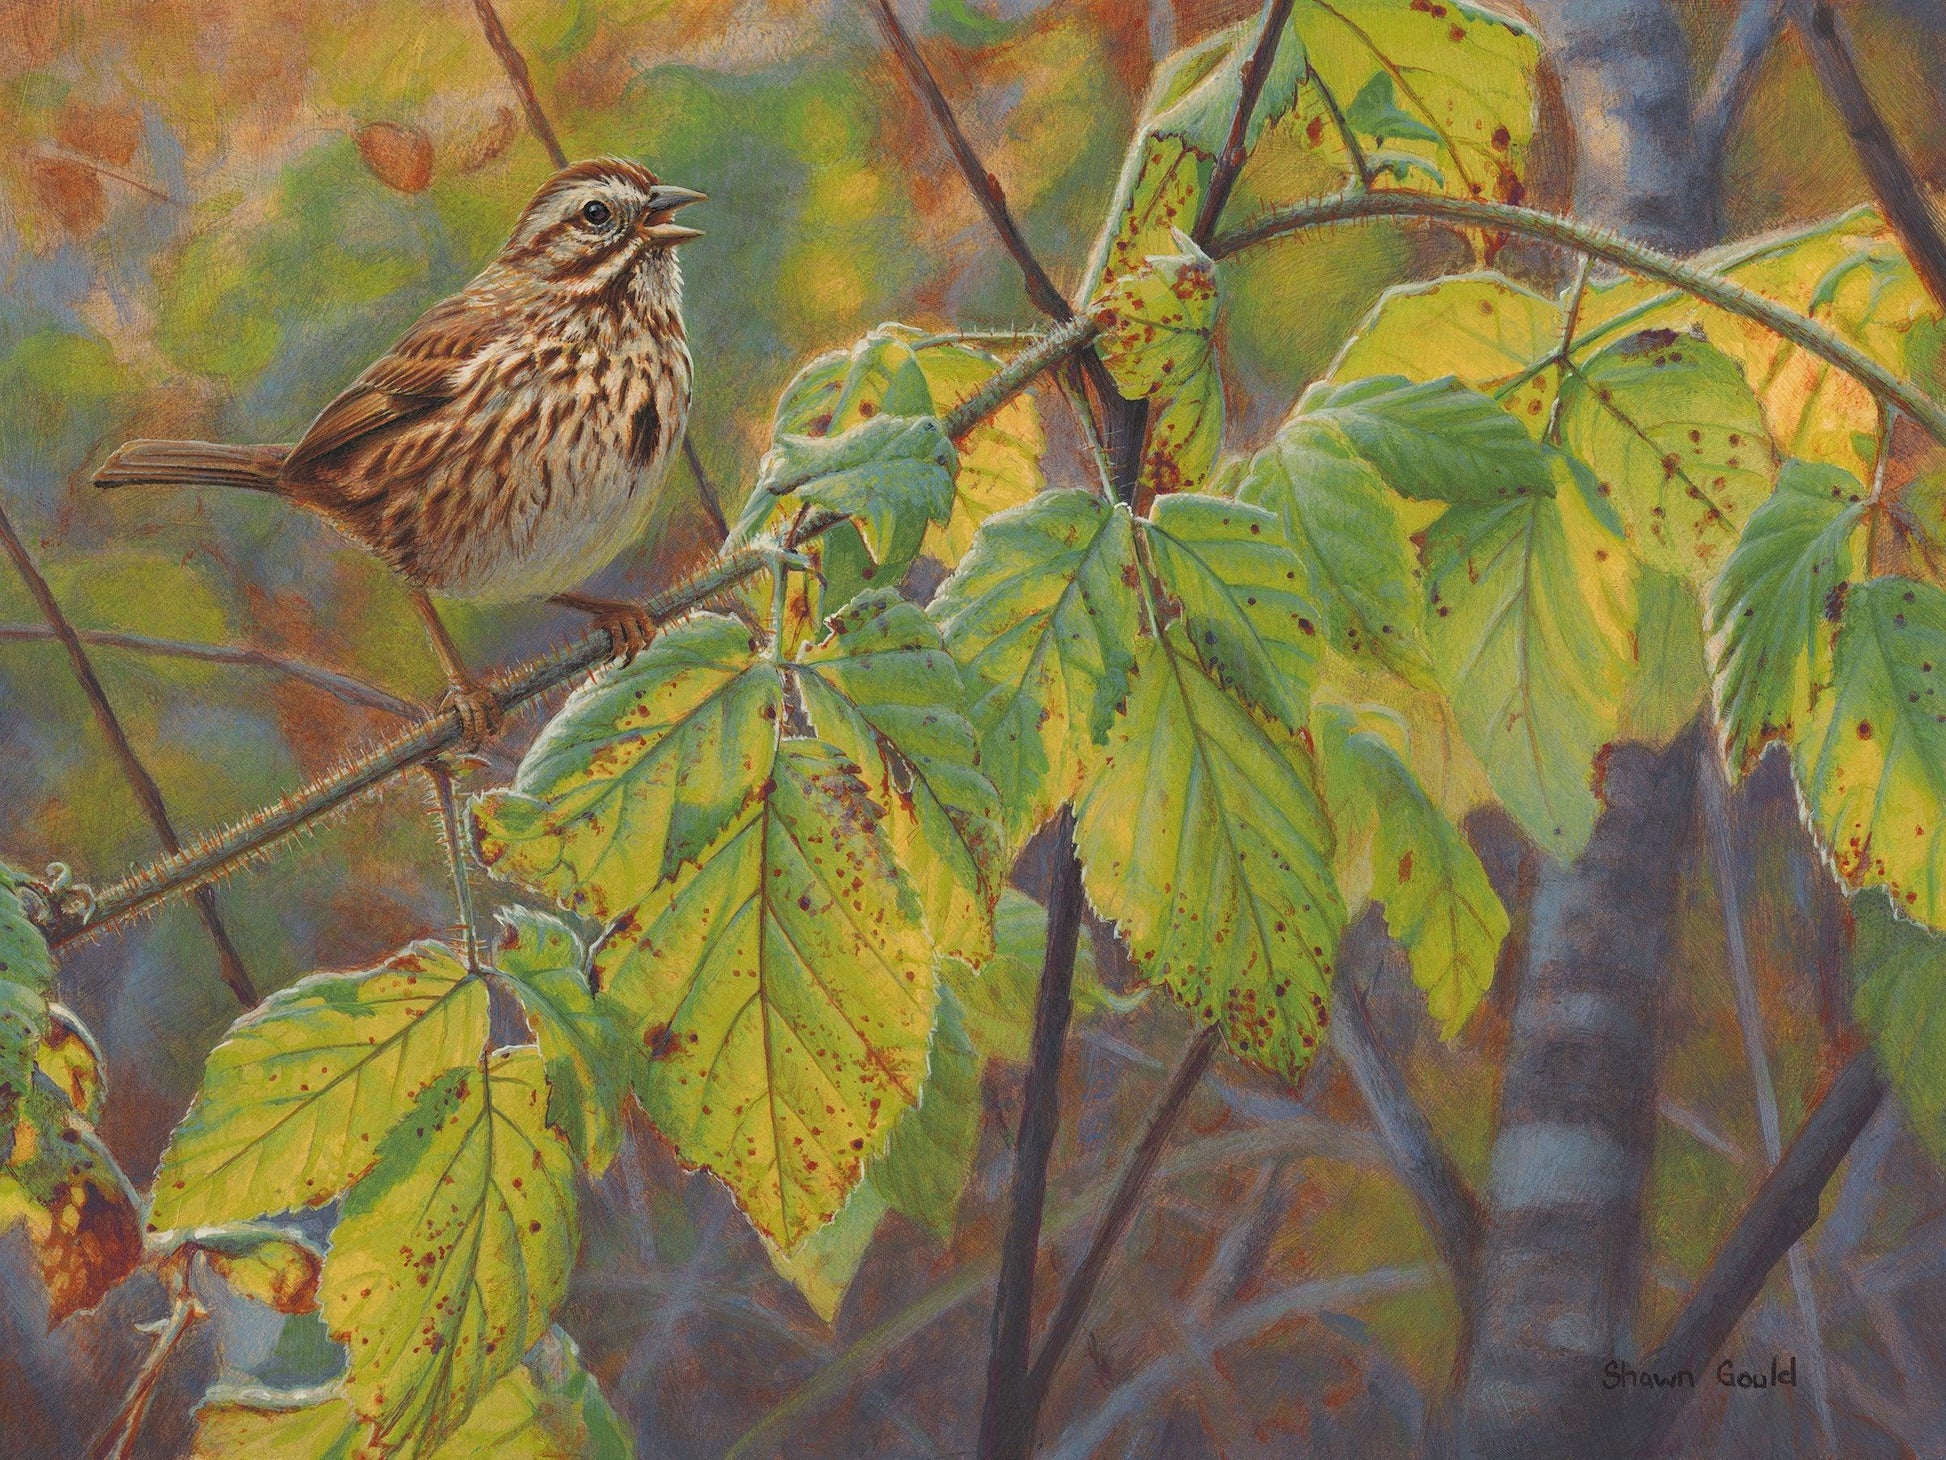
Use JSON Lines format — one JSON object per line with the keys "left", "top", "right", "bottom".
{"left": 5, "top": 1, "right": 1946, "bottom": 1456}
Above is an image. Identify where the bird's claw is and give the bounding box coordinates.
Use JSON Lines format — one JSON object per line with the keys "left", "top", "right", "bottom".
{"left": 438, "top": 683, "right": 504, "bottom": 753}
{"left": 593, "top": 603, "right": 657, "bottom": 665}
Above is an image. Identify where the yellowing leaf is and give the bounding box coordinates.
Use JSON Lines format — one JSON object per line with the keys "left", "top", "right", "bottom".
{"left": 1707, "top": 460, "right": 1867, "bottom": 776}
{"left": 1423, "top": 452, "right": 1639, "bottom": 856}
{"left": 797, "top": 590, "right": 1005, "bottom": 962}
{"left": 325, "top": 1048, "right": 577, "bottom": 1459}
{"left": 753, "top": 414, "right": 959, "bottom": 569}
{"left": 1797, "top": 576, "right": 1946, "bottom": 924}
{"left": 471, "top": 616, "right": 783, "bottom": 923}
{"left": 1075, "top": 624, "right": 1343, "bottom": 1084}
{"left": 1091, "top": 235, "right": 1222, "bottom": 495}
{"left": 189, "top": 1222, "right": 326, "bottom": 1314}
{"left": 0, "top": 1087, "right": 142, "bottom": 1324}
{"left": 597, "top": 740, "right": 937, "bottom": 1248}
{"left": 1619, "top": 571, "right": 1710, "bottom": 747}
{"left": 1315, "top": 705, "right": 1506, "bottom": 1036}
{"left": 931, "top": 492, "right": 1140, "bottom": 846}
{"left": 1557, "top": 328, "right": 1778, "bottom": 584}
{"left": 35, "top": 1005, "right": 104, "bottom": 1124}
{"left": 149, "top": 943, "right": 488, "bottom": 1230}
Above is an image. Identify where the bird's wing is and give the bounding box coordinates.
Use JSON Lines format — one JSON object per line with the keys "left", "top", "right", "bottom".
{"left": 285, "top": 291, "right": 509, "bottom": 471}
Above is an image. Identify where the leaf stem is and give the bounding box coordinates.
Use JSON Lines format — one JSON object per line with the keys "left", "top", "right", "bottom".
{"left": 0, "top": 497, "right": 256, "bottom": 1004}
{"left": 1542, "top": 252, "right": 1595, "bottom": 443}
{"left": 89, "top": 1278, "right": 202, "bottom": 1460}
{"left": 1193, "top": 0, "right": 1300, "bottom": 243}
{"left": 1213, "top": 191, "right": 1946, "bottom": 448}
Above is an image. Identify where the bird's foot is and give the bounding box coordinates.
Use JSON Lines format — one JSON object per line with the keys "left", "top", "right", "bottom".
{"left": 587, "top": 600, "right": 658, "bottom": 665}
{"left": 437, "top": 682, "right": 504, "bottom": 752}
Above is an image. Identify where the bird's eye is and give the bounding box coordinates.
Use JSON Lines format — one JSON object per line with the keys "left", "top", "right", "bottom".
{"left": 581, "top": 199, "right": 613, "bottom": 227}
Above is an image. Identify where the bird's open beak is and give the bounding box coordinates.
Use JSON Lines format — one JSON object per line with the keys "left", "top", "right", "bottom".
{"left": 643, "top": 185, "right": 706, "bottom": 243}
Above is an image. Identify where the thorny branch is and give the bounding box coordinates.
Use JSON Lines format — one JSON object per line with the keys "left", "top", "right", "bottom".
{"left": 1192, "top": 0, "right": 1299, "bottom": 242}
{"left": 0, "top": 499, "right": 257, "bottom": 1004}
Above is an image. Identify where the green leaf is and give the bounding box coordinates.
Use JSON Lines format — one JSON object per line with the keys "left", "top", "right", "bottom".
{"left": 191, "top": 1393, "right": 370, "bottom": 1460}
{"left": 1796, "top": 576, "right": 1946, "bottom": 923}
{"left": 1141, "top": 493, "right": 1322, "bottom": 731}
{"left": 0, "top": 863, "right": 56, "bottom": 1002}
{"left": 1291, "top": 375, "right": 1554, "bottom": 504}
{"left": 149, "top": 943, "right": 489, "bottom": 1230}
{"left": 187, "top": 1223, "right": 326, "bottom": 1315}
{"left": 1074, "top": 623, "right": 1343, "bottom": 1083}
{"left": 1619, "top": 570, "right": 1710, "bottom": 747}
{"left": 1315, "top": 705, "right": 1506, "bottom": 1037}
{"left": 1423, "top": 451, "right": 1638, "bottom": 856}
{"left": 1229, "top": 409, "right": 1428, "bottom": 678}
{"left": 596, "top": 739, "right": 938, "bottom": 1248}
{"left": 1852, "top": 890, "right": 1946, "bottom": 1160}
{"left": 797, "top": 589, "right": 1006, "bottom": 962}
{"left": 754, "top": 413, "right": 959, "bottom": 570}
{"left": 1090, "top": 234, "right": 1222, "bottom": 495}
{"left": 324, "top": 1047, "right": 577, "bottom": 1458}
{"left": 931, "top": 491, "right": 1141, "bottom": 846}
{"left": 492, "top": 909, "right": 638, "bottom": 1178}
{"left": 1331, "top": 272, "right": 1563, "bottom": 435}
{"left": 943, "top": 890, "right": 1135, "bottom": 1064}
{"left": 471, "top": 616, "right": 783, "bottom": 922}
{"left": 764, "top": 1181, "right": 887, "bottom": 1326}
{"left": 1341, "top": 72, "right": 1441, "bottom": 146}
{"left": 1557, "top": 328, "right": 1778, "bottom": 584}
{"left": 0, "top": 1085, "right": 143, "bottom": 1323}
{"left": 1707, "top": 460, "right": 1866, "bottom": 777}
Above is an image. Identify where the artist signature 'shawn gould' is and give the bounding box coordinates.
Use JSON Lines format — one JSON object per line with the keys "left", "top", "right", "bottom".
{"left": 1603, "top": 1356, "right": 1799, "bottom": 1391}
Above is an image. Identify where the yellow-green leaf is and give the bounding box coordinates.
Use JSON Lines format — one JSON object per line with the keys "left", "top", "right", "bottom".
{"left": 188, "top": 1222, "right": 326, "bottom": 1314}
{"left": 34, "top": 1004, "right": 104, "bottom": 1123}
{"left": 1090, "top": 234, "right": 1222, "bottom": 495}
{"left": 324, "top": 1047, "right": 577, "bottom": 1459}
{"left": 1075, "top": 623, "right": 1343, "bottom": 1084}
{"left": 597, "top": 739, "right": 937, "bottom": 1248}
{"left": 149, "top": 943, "right": 488, "bottom": 1230}
{"left": 0, "top": 1085, "right": 142, "bottom": 1323}
{"left": 1852, "top": 889, "right": 1946, "bottom": 1161}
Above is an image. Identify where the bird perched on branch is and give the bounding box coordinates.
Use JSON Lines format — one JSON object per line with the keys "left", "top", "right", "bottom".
{"left": 95, "top": 157, "right": 705, "bottom": 745}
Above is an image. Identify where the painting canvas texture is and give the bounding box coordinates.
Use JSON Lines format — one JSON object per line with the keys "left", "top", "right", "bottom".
{"left": 5, "top": 0, "right": 1946, "bottom": 1456}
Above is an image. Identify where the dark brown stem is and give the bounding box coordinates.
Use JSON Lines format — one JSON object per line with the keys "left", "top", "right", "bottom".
{"left": 1787, "top": 0, "right": 1946, "bottom": 310}
{"left": 1331, "top": 944, "right": 1482, "bottom": 1292}
{"left": 1016, "top": 1021, "right": 1222, "bottom": 1431}
{"left": 0, "top": 623, "right": 417, "bottom": 719}
{"left": 683, "top": 436, "right": 729, "bottom": 542}
{"left": 1624, "top": 1049, "right": 1887, "bottom": 1454}
{"left": 1192, "top": 0, "right": 1298, "bottom": 245}
{"left": 470, "top": 0, "right": 569, "bottom": 170}
{"left": 979, "top": 807, "right": 1086, "bottom": 1460}
{"left": 88, "top": 1285, "right": 202, "bottom": 1460}
{"left": 0, "top": 500, "right": 256, "bottom": 1005}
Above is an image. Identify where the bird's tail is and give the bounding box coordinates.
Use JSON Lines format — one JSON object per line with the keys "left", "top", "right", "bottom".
{"left": 93, "top": 440, "right": 291, "bottom": 492}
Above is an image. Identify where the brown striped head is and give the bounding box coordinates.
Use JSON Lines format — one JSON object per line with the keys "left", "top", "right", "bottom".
{"left": 497, "top": 157, "right": 705, "bottom": 298}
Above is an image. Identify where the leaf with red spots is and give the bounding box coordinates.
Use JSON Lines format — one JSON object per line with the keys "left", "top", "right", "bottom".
{"left": 1707, "top": 460, "right": 1865, "bottom": 778}
{"left": 1796, "top": 576, "right": 1946, "bottom": 924}
{"left": 797, "top": 589, "right": 1005, "bottom": 962}
{"left": 492, "top": 909, "right": 639, "bottom": 1178}
{"left": 0, "top": 864, "right": 53, "bottom": 1133}
{"left": 930, "top": 490, "right": 1140, "bottom": 846}
{"left": 34, "top": 1004, "right": 105, "bottom": 1123}
{"left": 1422, "top": 450, "right": 1638, "bottom": 857}
{"left": 596, "top": 739, "right": 937, "bottom": 1249}
{"left": 324, "top": 1047, "right": 577, "bottom": 1458}
{"left": 149, "top": 942, "right": 487, "bottom": 1230}
{"left": 1141, "top": 493, "right": 1322, "bottom": 732}
{"left": 1074, "top": 623, "right": 1343, "bottom": 1086}
{"left": 1090, "top": 233, "right": 1223, "bottom": 496}
{"left": 0, "top": 1085, "right": 142, "bottom": 1325}
{"left": 1557, "top": 329, "right": 1778, "bottom": 585}
{"left": 1315, "top": 705, "right": 1506, "bottom": 1037}
{"left": 471, "top": 614, "right": 784, "bottom": 923}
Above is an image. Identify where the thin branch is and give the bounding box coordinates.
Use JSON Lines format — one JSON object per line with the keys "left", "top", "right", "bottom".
{"left": 471, "top": 0, "right": 568, "bottom": 169}
{"left": 32, "top": 149, "right": 182, "bottom": 206}
{"left": 1696, "top": 0, "right": 1787, "bottom": 162}
{"left": 1331, "top": 956, "right": 1482, "bottom": 1291}
{"left": 1193, "top": 0, "right": 1299, "bottom": 244}
{"left": 32, "top": 320, "right": 1096, "bottom": 945}
{"left": 1627, "top": 1048, "right": 1886, "bottom": 1455}
{"left": 1213, "top": 191, "right": 1946, "bottom": 448}
{"left": 1542, "top": 252, "right": 1595, "bottom": 443}
{"left": 1017, "top": 1022, "right": 1223, "bottom": 1430}
{"left": 1787, "top": 0, "right": 1946, "bottom": 310}
{"left": 1698, "top": 740, "right": 1835, "bottom": 1446}
{"left": 868, "top": 0, "right": 1071, "bottom": 322}
{"left": 88, "top": 1288, "right": 203, "bottom": 1460}
{"left": 0, "top": 623, "right": 418, "bottom": 719}
{"left": 979, "top": 807, "right": 1086, "bottom": 1460}
{"left": 1305, "top": 63, "right": 1375, "bottom": 194}
{"left": 683, "top": 436, "right": 729, "bottom": 542}
{"left": 0, "top": 500, "right": 256, "bottom": 1004}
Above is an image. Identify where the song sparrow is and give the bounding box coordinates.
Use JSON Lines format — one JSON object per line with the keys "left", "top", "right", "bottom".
{"left": 94, "top": 157, "right": 705, "bottom": 744}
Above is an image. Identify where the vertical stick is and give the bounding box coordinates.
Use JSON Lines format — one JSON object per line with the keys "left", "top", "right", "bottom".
{"left": 0, "top": 500, "right": 257, "bottom": 1005}
{"left": 470, "top": 0, "right": 568, "bottom": 170}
